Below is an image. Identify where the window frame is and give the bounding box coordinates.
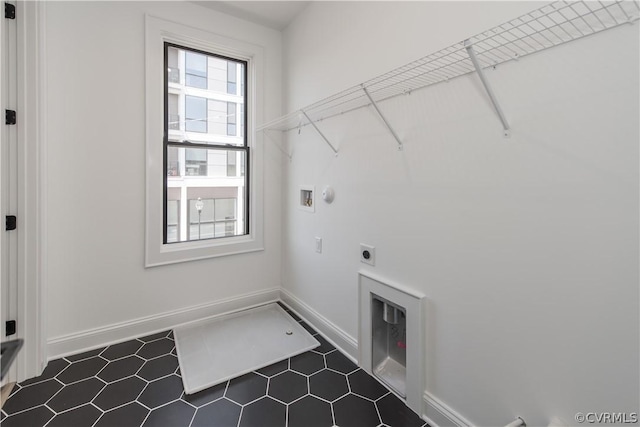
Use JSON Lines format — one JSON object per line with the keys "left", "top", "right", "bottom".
{"left": 145, "top": 15, "right": 265, "bottom": 267}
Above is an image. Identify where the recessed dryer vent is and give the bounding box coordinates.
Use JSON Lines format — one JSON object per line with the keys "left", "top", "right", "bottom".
{"left": 359, "top": 272, "right": 425, "bottom": 415}
{"left": 372, "top": 296, "right": 407, "bottom": 397}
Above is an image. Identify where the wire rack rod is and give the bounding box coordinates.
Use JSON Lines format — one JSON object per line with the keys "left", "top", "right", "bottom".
{"left": 258, "top": 0, "right": 639, "bottom": 134}
{"left": 464, "top": 39, "right": 510, "bottom": 135}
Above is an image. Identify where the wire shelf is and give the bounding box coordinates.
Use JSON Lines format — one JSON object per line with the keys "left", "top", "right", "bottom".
{"left": 258, "top": 0, "right": 639, "bottom": 135}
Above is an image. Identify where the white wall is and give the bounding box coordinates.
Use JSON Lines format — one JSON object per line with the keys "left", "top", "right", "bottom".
{"left": 282, "top": 2, "right": 639, "bottom": 426}
{"left": 44, "top": 2, "right": 282, "bottom": 352}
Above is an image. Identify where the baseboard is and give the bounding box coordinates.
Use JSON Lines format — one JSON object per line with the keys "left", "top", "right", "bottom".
{"left": 279, "top": 288, "right": 358, "bottom": 362}
{"left": 48, "top": 285, "right": 472, "bottom": 427}
{"left": 423, "top": 391, "right": 473, "bottom": 427}
{"left": 47, "top": 288, "right": 280, "bottom": 360}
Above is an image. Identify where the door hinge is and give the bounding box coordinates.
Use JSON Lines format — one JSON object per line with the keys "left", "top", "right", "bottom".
{"left": 5, "top": 215, "right": 16, "bottom": 231}
{"left": 5, "top": 109, "right": 16, "bottom": 125}
{"left": 5, "top": 320, "right": 16, "bottom": 336}
{"left": 4, "top": 3, "right": 15, "bottom": 19}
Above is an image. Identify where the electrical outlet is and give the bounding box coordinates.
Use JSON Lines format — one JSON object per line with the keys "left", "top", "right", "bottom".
{"left": 360, "top": 244, "right": 375, "bottom": 266}
{"left": 315, "top": 237, "right": 322, "bottom": 254}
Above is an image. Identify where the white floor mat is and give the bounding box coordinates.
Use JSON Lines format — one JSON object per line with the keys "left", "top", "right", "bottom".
{"left": 174, "top": 303, "right": 320, "bottom": 394}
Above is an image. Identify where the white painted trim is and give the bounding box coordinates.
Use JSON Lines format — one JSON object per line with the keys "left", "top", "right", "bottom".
{"left": 358, "top": 272, "right": 425, "bottom": 416}
{"left": 0, "top": 0, "right": 19, "bottom": 385}
{"left": 144, "top": 15, "right": 266, "bottom": 267}
{"left": 36, "top": 0, "right": 48, "bottom": 381}
{"left": 47, "top": 288, "right": 280, "bottom": 360}
{"left": 359, "top": 270, "right": 425, "bottom": 300}
{"left": 423, "top": 391, "right": 474, "bottom": 427}
{"left": 279, "top": 288, "right": 358, "bottom": 362}
{"left": 14, "top": 0, "right": 47, "bottom": 382}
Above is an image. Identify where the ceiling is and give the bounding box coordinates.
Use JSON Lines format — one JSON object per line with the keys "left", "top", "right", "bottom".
{"left": 192, "top": 1, "right": 311, "bottom": 31}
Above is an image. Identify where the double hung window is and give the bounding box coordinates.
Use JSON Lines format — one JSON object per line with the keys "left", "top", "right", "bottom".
{"left": 146, "top": 16, "right": 265, "bottom": 266}
{"left": 164, "top": 43, "right": 248, "bottom": 244}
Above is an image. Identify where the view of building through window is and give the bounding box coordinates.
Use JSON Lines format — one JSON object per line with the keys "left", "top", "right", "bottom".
{"left": 165, "top": 44, "right": 247, "bottom": 244}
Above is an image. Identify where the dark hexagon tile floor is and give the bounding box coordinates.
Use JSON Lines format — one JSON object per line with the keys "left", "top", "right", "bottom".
{"left": 2, "top": 303, "right": 428, "bottom": 427}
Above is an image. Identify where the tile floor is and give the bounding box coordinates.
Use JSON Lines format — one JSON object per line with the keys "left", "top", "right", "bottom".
{"left": 1, "top": 304, "right": 427, "bottom": 427}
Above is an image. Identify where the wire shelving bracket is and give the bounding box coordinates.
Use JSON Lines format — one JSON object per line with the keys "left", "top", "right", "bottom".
{"left": 300, "top": 109, "right": 339, "bottom": 156}
{"left": 263, "top": 128, "right": 292, "bottom": 161}
{"left": 362, "top": 84, "right": 404, "bottom": 150}
{"left": 463, "top": 39, "right": 511, "bottom": 137}
{"left": 258, "top": 0, "right": 639, "bottom": 150}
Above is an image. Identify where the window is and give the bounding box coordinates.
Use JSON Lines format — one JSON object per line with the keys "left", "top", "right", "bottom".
{"left": 164, "top": 43, "right": 249, "bottom": 245}
{"left": 167, "top": 146, "right": 180, "bottom": 176}
{"left": 185, "top": 96, "right": 207, "bottom": 133}
{"left": 215, "top": 198, "right": 237, "bottom": 236}
{"left": 188, "top": 198, "right": 237, "bottom": 240}
{"left": 209, "top": 100, "right": 227, "bottom": 136}
{"left": 167, "top": 200, "right": 180, "bottom": 243}
{"left": 227, "top": 102, "right": 237, "bottom": 136}
{"left": 227, "top": 151, "right": 236, "bottom": 176}
{"left": 167, "top": 47, "right": 180, "bottom": 84}
{"left": 168, "top": 94, "right": 180, "bottom": 130}
{"left": 185, "top": 148, "right": 207, "bottom": 176}
{"left": 227, "top": 62, "right": 237, "bottom": 94}
{"left": 185, "top": 51, "right": 207, "bottom": 89}
{"left": 189, "top": 198, "right": 214, "bottom": 240}
{"left": 146, "top": 16, "right": 265, "bottom": 267}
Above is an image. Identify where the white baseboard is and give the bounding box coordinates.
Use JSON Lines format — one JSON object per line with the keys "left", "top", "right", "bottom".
{"left": 423, "top": 391, "right": 473, "bottom": 427}
{"left": 47, "top": 288, "right": 280, "bottom": 360}
{"left": 48, "top": 285, "right": 472, "bottom": 427}
{"left": 279, "top": 288, "right": 358, "bottom": 362}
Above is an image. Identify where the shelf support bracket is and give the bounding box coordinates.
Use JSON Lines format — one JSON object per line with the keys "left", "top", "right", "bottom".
{"left": 263, "top": 129, "right": 292, "bottom": 160}
{"left": 300, "top": 109, "right": 338, "bottom": 156}
{"left": 362, "top": 85, "right": 403, "bottom": 151}
{"left": 464, "top": 39, "right": 511, "bottom": 137}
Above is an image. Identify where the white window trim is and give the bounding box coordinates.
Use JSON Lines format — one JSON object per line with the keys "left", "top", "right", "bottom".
{"left": 145, "top": 15, "right": 265, "bottom": 267}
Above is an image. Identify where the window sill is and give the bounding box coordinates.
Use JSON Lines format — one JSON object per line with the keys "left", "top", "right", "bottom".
{"left": 146, "top": 234, "right": 264, "bottom": 268}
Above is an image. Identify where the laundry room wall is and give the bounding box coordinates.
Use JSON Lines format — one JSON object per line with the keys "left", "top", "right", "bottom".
{"left": 281, "top": 2, "right": 639, "bottom": 426}
{"left": 43, "top": 1, "right": 283, "bottom": 358}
